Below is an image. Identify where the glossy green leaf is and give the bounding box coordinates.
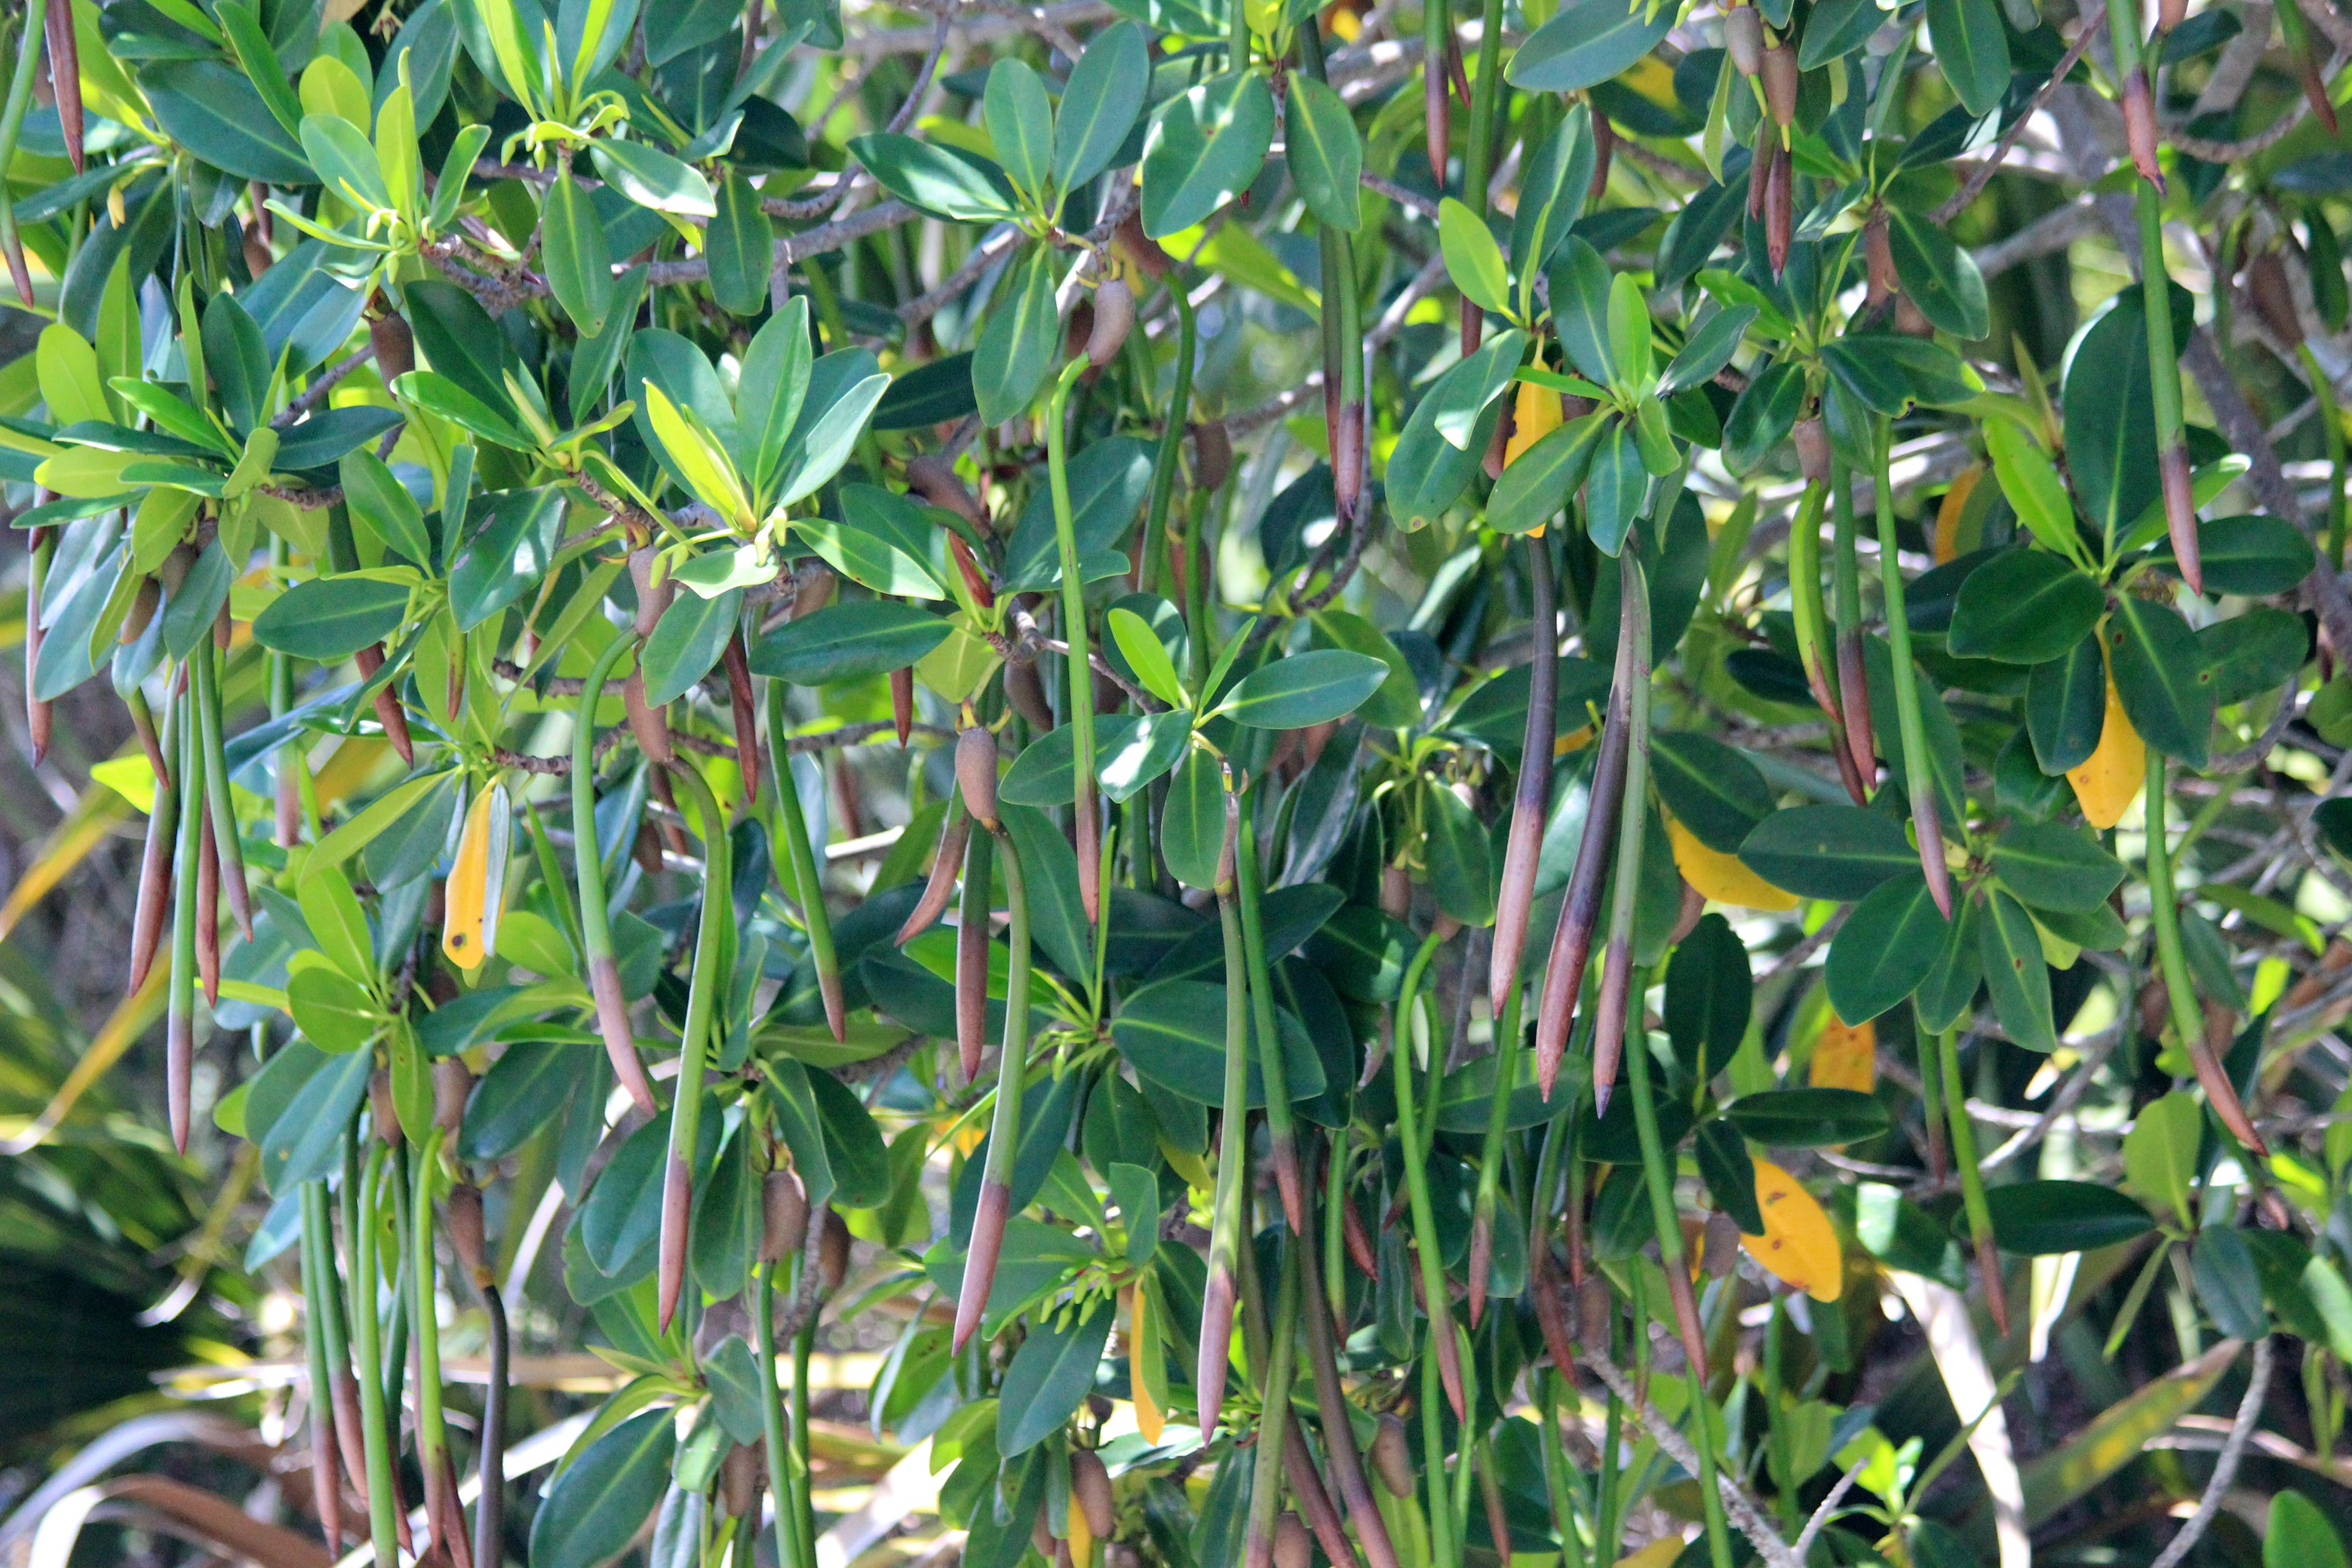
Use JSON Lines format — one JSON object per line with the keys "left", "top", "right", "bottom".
{"left": 529, "top": 1410, "right": 676, "bottom": 1568}
{"left": 1978, "top": 888, "right": 2058, "bottom": 1052}
{"left": 1215, "top": 649, "right": 1389, "bottom": 728}
{"left": 751, "top": 601, "right": 951, "bottom": 685}
{"left": 707, "top": 173, "right": 774, "bottom": 316}
{"left": 983, "top": 58, "right": 1056, "bottom": 201}
{"left": 1948, "top": 549, "right": 2106, "bottom": 664}
{"left": 1651, "top": 732, "right": 1776, "bottom": 853}
{"left": 542, "top": 172, "right": 615, "bottom": 336}
{"left": 849, "top": 132, "right": 1021, "bottom": 222}
{"left": 1825, "top": 873, "right": 1948, "bottom": 1025}
{"left": 1054, "top": 22, "right": 1150, "bottom": 194}
{"left": 1989, "top": 821, "right": 2126, "bottom": 913}
{"left": 996, "top": 1304, "right": 1114, "bottom": 1456}
{"left": 1736, "top": 805, "right": 1917, "bottom": 900}
{"left": 1508, "top": 0, "right": 1676, "bottom": 91}
{"left": 1285, "top": 75, "right": 1362, "bottom": 232}
{"left": 2028, "top": 631, "right": 2107, "bottom": 775}
{"left": 1665, "top": 913, "right": 1752, "bottom": 1079}
{"left": 252, "top": 576, "right": 410, "bottom": 659}
{"left": 973, "top": 246, "right": 1061, "bottom": 428}
{"left": 1887, "top": 206, "right": 1991, "bottom": 339}
{"left": 2108, "top": 594, "right": 2216, "bottom": 766}
{"left": 1440, "top": 198, "right": 1512, "bottom": 317}
{"left": 1724, "top": 1088, "right": 1890, "bottom": 1147}
{"left": 1140, "top": 72, "right": 1276, "bottom": 238}
{"left": 1985, "top": 1180, "right": 2153, "bottom": 1254}
{"left": 1928, "top": 0, "right": 2012, "bottom": 115}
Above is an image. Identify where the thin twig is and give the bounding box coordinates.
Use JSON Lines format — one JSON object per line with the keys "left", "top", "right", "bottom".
{"left": 2147, "top": 1336, "right": 2272, "bottom": 1568}
{"left": 1584, "top": 1352, "right": 1804, "bottom": 1568}
{"left": 1935, "top": 11, "right": 2101, "bottom": 225}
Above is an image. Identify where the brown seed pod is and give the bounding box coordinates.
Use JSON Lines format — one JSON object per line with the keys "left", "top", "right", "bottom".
{"left": 2122, "top": 69, "right": 2163, "bottom": 187}
{"left": 1865, "top": 212, "right": 1896, "bottom": 307}
{"left": 1086, "top": 278, "right": 1135, "bottom": 369}
{"left": 121, "top": 575, "right": 160, "bottom": 644}
{"left": 354, "top": 644, "right": 415, "bottom": 764}
{"left": 368, "top": 296, "right": 416, "bottom": 382}
{"left": 130, "top": 788, "right": 173, "bottom": 993}
{"left": 1793, "top": 416, "right": 1830, "bottom": 482}
{"left": 890, "top": 665, "right": 915, "bottom": 749}
{"left": 791, "top": 560, "right": 838, "bottom": 620}
{"left": 1895, "top": 293, "right": 1933, "bottom": 337}
{"left": 1765, "top": 146, "right": 1792, "bottom": 279}
{"left": 2159, "top": 0, "right": 2188, "bottom": 28}
{"left": 1380, "top": 863, "right": 1412, "bottom": 920}
{"left": 1187, "top": 421, "right": 1233, "bottom": 491}
{"left": 1747, "top": 126, "right": 1773, "bottom": 219}
{"left": 628, "top": 548, "right": 674, "bottom": 640}
{"left": 1724, "top": 5, "right": 1765, "bottom": 75}
{"left": 1576, "top": 1275, "right": 1614, "bottom": 1354}
{"left": 623, "top": 670, "right": 674, "bottom": 764}
{"left": 760, "top": 1168, "right": 809, "bottom": 1263}
{"left": 724, "top": 634, "right": 763, "bottom": 800}
{"left": 1273, "top": 1515, "right": 1312, "bottom": 1568}
{"left": 1761, "top": 44, "right": 1798, "bottom": 127}
{"left": 908, "top": 454, "right": 989, "bottom": 532}
{"left": 447, "top": 1183, "right": 488, "bottom": 1279}
{"left": 432, "top": 1059, "right": 472, "bottom": 1136}
{"left": 370, "top": 1070, "right": 403, "bottom": 1147}
{"left": 2249, "top": 250, "right": 2304, "bottom": 346}
{"left": 1004, "top": 653, "right": 1055, "bottom": 730}
{"left": 956, "top": 725, "right": 1000, "bottom": 830}
{"left": 45, "top": 0, "right": 81, "bottom": 173}
{"left": 1701, "top": 1211, "right": 1743, "bottom": 1278}
{"left": 2161, "top": 442, "right": 2203, "bottom": 594}
{"left": 195, "top": 814, "right": 220, "bottom": 1005}
{"left": 895, "top": 806, "right": 971, "bottom": 945}
{"left": 1033, "top": 1506, "right": 1061, "bottom": 1558}
{"left": 818, "top": 1206, "right": 851, "bottom": 1291}
{"left": 1106, "top": 1545, "right": 1144, "bottom": 1568}
{"left": 1589, "top": 112, "right": 1616, "bottom": 205}
{"left": 1071, "top": 1450, "right": 1115, "bottom": 1540}
{"left": 721, "top": 1442, "right": 763, "bottom": 1523}
{"left": 1114, "top": 210, "right": 1174, "bottom": 278}
{"left": 1369, "top": 1414, "right": 1414, "bottom": 1498}
{"left": 953, "top": 1178, "right": 1011, "bottom": 1351}
{"left": 242, "top": 222, "right": 273, "bottom": 281}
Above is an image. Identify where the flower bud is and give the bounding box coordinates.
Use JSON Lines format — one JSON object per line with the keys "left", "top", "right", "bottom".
{"left": 1794, "top": 416, "right": 1830, "bottom": 482}
{"left": 1370, "top": 1414, "right": 1414, "bottom": 1498}
{"left": 1761, "top": 44, "right": 1798, "bottom": 127}
{"left": 369, "top": 1069, "right": 403, "bottom": 1147}
{"left": 447, "top": 1183, "right": 488, "bottom": 1278}
{"left": 1187, "top": 421, "right": 1233, "bottom": 491}
{"left": 818, "top": 1206, "right": 851, "bottom": 1291}
{"left": 1072, "top": 1450, "right": 1115, "bottom": 1539}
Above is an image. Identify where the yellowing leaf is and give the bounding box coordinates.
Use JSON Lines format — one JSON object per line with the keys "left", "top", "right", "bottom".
{"left": 1741, "top": 1158, "right": 1844, "bottom": 1301}
{"left": 1810, "top": 1015, "right": 1876, "bottom": 1092}
{"left": 1613, "top": 1539, "right": 1685, "bottom": 1568}
{"left": 1934, "top": 464, "right": 1982, "bottom": 565}
{"left": 443, "top": 784, "right": 496, "bottom": 971}
{"left": 643, "top": 382, "right": 751, "bottom": 528}
{"left": 2068, "top": 674, "right": 2145, "bottom": 831}
{"left": 1504, "top": 380, "right": 1565, "bottom": 468}
{"left": 1667, "top": 813, "right": 1798, "bottom": 911}
{"left": 91, "top": 754, "right": 158, "bottom": 814}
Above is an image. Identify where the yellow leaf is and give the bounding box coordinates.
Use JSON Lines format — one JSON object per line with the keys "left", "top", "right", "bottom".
{"left": 2067, "top": 674, "right": 2145, "bottom": 830}
{"left": 1741, "top": 1158, "right": 1844, "bottom": 1302}
{"left": 1934, "top": 464, "right": 1982, "bottom": 565}
{"left": 1613, "top": 1539, "right": 1685, "bottom": 1568}
{"left": 1554, "top": 723, "right": 1595, "bottom": 756}
{"left": 443, "top": 785, "right": 496, "bottom": 971}
{"left": 1810, "top": 1015, "right": 1876, "bottom": 1092}
{"left": 91, "top": 754, "right": 158, "bottom": 814}
{"left": 1504, "top": 381, "right": 1564, "bottom": 468}
{"left": 1666, "top": 813, "right": 1798, "bottom": 911}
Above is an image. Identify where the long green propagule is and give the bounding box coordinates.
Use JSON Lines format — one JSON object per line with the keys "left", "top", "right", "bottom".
{"left": 951, "top": 724, "right": 1032, "bottom": 1352}
{"left": 573, "top": 633, "right": 659, "bottom": 1114}
{"left": 656, "top": 761, "right": 735, "bottom": 1331}
{"left": 1198, "top": 779, "right": 1248, "bottom": 1434}
{"left": 1871, "top": 417, "right": 1952, "bottom": 916}
{"left": 769, "top": 681, "right": 847, "bottom": 1044}
{"left": 2145, "top": 749, "right": 2268, "bottom": 1155}
{"left": 1236, "top": 810, "right": 1306, "bottom": 1233}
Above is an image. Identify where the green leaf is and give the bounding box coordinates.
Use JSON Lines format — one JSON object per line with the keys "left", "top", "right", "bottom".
{"left": 1109, "top": 607, "right": 1187, "bottom": 708}
{"left": 1159, "top": 746, "right": 1225, "bottom": 889}
{"left": 2027, "top": 631, "right": 2106, "bottom": 774}
{"left": 1507, "top": 0, "right": 1676, "bottom": 91}
{"left": 973, "top": 246, "right": 1061, "bottom": 428}
{"left": 1989, "top": 821, "right": 2125, "bottom": 912}
{"left": 1054, "top": 21, "right": 1149, "bottom": 195}
{"left": 1002, "top": 437, "right": 1156, "bottom": 590}
{"left": 1486, "top": 411, "right": 1608, "bottom": 535}
{"left": 1947, "top": 548, "right": 2105, "bottom": 663}
{"left": 1914, "top": 892, "right": 1984, "bottom": 1033}
{"left": 300, "top": 113, "right": 391, "bottom": 211}
{"left": 1665, "top": 913, "right": 1752, "bottom": 1080}
{"left": 644, "top": 382, "right": 751, "bottom": 524}
{"left": 1985, "top": 418, "right": 2084, "bottom": 562}
{"left": 1887, "top": 206, "right": 1991, "bottom": 339}
{"left": 751, "top": 600, "right": 951, "bottom": 685}
{"left": 259, "top": 1046, "right": 375, "bottom": 1189}
{"left": 641, "top": 588, "right": 744, "bottom": 708}
{"left": 2064, "top": 286, "right": 2162, "bottom": 552}
{"left": 1549, "top": 238, "right": 1617, "bottom": 385}
{"left": 804, "top": 1069, "right": 892, "bottom": 1207}
{"left": 739, "top": 300, "right": 815, "bottom": 501}
{"left": 1608, "top": 274, "right": 1653, "bottom": 388}
{"left": 288, "top": 967, "right": 381, "bottom": 1052}
{"left": 1696, "top": 1118, "right": 1764, "bottom": 1232}
{"left": 1439, "top": 198, "right": 1512, "bottom": 317}
{"left": 1720, "top": 357, "right": 1804, "bottom": 474}
{"left": 2267, "top": 1493, "right": 2350, "bottom": 1568}
{"left": 216, "top": 1, "right": 306, "bottom": 141}
{"left": 450, "top": 489, "right": 564, "bottom": 630}
{"left": 996, "top": 1304, "right": 1114, "bottom": 1455}
{"left": 1651, "top": 732, "right": 1775, "bottom": 853}
{"left": 1388, "top": 329, "right": 1531, "bottom": 526}
{"left": 2018, "top": 1338, "right": 2237, "bottom": 1524}
{"left": 1928, "top": 0, "right": 2012, "bottom": 115}
{"left": 403, "top": 280, "right": 517, "bottom": 417}
{"left": 1215, "top": 649, "right": 1389, "bottom": 727}
{"left": 1657, "top": 304, "right": 1757, "bottom": 398}
{"left": 982, "top": 58, "right": 1056, "bottom": 204}
{"left": 140, "top": 60, "right": 314, "bottom": 184}
{"left": 2173, "top": 513, "right": 2317, "bottom": 595}
{"left": 459, "top": 1040, "right": 579, "bottom": 1161}
{"left": 2108, "top": 595, "right": 2215, "bottom": 766}
{"left": 253, "top": 576, "right": 410, "bottom": 659}
{"left": 2120, "top": 1090, "right": 2201, "bottom": 1226}
{"left": 1799, "top": 0, "right": 1887, "bottom": 66}
{"left": 848, "top": 133, "right": 1021, "bottom": 222}
{"left": 1509, "top": 108, "right": 1596, "bottom": 293}
{"left": 705, "top": 173, "right": 772, "bottom": 317}
{"left": 1140, "top": 72, "right": 1276, "bottom": 238}
{"left": 772, "top": 350, "right": 889, "bottom": 509}
{"left": 589, "top": 139, "right": 718, "bottom": 216}
{"left": 1110, "top": 980, "right": 1328, "bottom": 1105}
{"left": 1309, "top": 609, "right": 1419, "bottom": 729}
{"left": 1984, "top": 1180, "right": 2152, "bottom": 1254}
{"left": 1825, "top": 873, "right": 1948, "bottom": 1025}
{"left": 809, "top": 485, "right": 947, "bottom": 599}
{"left": 1724, "top": 1088, "right": 1891, "bottom": 1148}
{"left": 1978, "top": 888, "right": 2057, "bottom": 1052}
{"left": 1284, "top": 75, "right": 1362, "bottom": 232}
{"left": 1003, "top": 716, "right": 1189, "bottom": 806}
{"left": 542, "top": 172, "right": 616, "bottom": 336}
{"left": 1736, "top": 805, "right": 1916, "bottom": 900}
{"left": 529, "top": 1410, "right": 676, "bottom": 1568}
{"left": 1426, "top": 787, "right": 1495, "bottom": 926}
